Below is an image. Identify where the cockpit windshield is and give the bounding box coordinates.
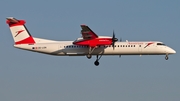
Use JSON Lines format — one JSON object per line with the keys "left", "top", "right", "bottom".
{"left": 157, "top": 43, "right": 166, "bottom": 46}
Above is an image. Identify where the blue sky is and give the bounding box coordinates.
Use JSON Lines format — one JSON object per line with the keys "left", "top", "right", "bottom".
{"left": 0, "top": 0, "right": 180, "bottom": 101}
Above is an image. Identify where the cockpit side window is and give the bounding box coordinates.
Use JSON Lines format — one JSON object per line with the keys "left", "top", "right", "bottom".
{"left": 157, "top": 43, "right": 166, "bottom": 46}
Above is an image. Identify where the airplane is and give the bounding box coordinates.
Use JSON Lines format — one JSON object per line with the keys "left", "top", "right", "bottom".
{"left": 6, "top": 17, "right": 176, "bottom": 66}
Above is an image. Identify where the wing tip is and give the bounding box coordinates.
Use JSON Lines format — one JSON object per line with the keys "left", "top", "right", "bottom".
{"left": 81, "top": 24, "right": 87, "bottom": 26}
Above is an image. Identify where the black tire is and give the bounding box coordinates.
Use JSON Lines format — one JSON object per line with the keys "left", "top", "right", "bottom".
{"left": 165, "top": 56, "right": 169, "bottom": 60}
{"left": 86, "top": 55, "right": 92, "bottom": 59}
{"left": 94, "top": 61, "right": 99, "bottom": 66}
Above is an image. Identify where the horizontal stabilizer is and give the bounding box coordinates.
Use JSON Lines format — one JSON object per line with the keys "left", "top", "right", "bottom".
{"left": 6, "top": 17, "right": 19, "bottom": 23}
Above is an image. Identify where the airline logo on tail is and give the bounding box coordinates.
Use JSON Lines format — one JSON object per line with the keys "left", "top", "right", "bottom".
{"left": 15, "top": 30, "right": 24, "bottom": 37}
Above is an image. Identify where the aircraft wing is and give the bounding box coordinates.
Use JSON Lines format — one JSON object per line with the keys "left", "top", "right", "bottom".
{"left": 81, "top": 25, "right": 98, "bottom": 40}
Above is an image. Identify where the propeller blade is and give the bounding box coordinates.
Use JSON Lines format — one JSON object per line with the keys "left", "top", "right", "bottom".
{"left": 112, "top": 30, "right": 118, "bottom": 50}
{"left": 113, "top": 30, "right": 115, "bottom": 39}
{"left": 112, "top": 41, "right": 115, "bottom": 50}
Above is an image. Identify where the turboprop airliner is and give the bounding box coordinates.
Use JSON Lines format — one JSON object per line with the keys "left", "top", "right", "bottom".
{"left": 6, "top": 17, "right": 176, "bottom": 66}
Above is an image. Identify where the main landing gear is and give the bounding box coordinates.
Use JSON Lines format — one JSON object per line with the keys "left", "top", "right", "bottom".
{"left": 86, "top": 47, "right": 96, "bottom": 59}
{"left": 86, "top": 46, "right": 102, "bottom": 66}
{"left": 94, "top": 55, "right": 103, "bottom": 66}
{"left": 86, "top": 54, "right": 92, "bottom": 59}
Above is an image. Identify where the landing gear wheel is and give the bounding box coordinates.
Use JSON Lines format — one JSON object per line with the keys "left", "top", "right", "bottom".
{"left": 165, "top": 55, "right": 169, "bottom": 60}
{"left": 94, "top": 61, "right": 99, "bottom": 66}
{"left": 86, "top": 55, "right": 92, "bottom": 59}
{"left": 93, "top": 55, "right": 102, "bottom": 66}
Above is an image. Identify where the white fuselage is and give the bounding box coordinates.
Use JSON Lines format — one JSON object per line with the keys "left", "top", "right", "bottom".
{"left": 14, "top": 41, "right": 176, "bottom": 56}
{"left": 6, "top": 17, "right": 176, "bottom": 66}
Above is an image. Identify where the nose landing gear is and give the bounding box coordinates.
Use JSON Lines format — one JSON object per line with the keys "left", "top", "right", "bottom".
{"left": 165, "top": 54, "right": 169, "bottom": 60}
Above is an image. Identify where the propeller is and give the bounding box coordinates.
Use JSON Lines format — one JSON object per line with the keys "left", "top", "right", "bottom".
{"left": 112, "top": 30, "right": 118, "bottom": 50}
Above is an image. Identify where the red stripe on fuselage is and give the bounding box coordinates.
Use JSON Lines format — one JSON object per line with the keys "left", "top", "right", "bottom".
{"left": 15, "top": 36, "right": 35, "bottom": 44}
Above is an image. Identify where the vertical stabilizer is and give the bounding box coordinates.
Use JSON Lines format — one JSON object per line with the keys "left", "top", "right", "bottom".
{"left": 6, "top": 17, "right": 35, "bottom": 44}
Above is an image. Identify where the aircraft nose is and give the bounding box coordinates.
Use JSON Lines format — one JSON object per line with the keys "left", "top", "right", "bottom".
{"left": 168, "top": 48, "right": 176, "bottom": 54}
{"left": 172, "top": 49, "right": 176, "bottom": 54}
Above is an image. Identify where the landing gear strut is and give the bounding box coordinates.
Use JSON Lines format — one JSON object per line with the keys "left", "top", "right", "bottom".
{"left": 86, "top": 46, "right": 103, "bottom": 66}
{"left": 86, "top": 47, "right": 96, "bottom": 59}
{"left": 94, "top": 55, "right": 102, "bottom": 66}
